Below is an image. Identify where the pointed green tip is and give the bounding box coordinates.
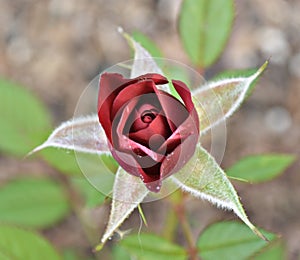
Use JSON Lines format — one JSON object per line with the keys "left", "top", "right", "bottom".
{"left": 249, "top": 59, "right": 269, "bottom": 81}
{"left": 93, "top": 243, "right": 104, "bottom": 252}
{"left": 118, "top": 27, "right": 134, "bottom": 50}
{"left": 252, "top": 227, "right": 270, "bottom": 242}
{"left": 257, "top": 59, "right": 269, "bottom": 76}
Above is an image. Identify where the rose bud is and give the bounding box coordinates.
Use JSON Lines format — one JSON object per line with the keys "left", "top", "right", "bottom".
{"left": 98, "top": 73, "right": 199, "bottom": 192}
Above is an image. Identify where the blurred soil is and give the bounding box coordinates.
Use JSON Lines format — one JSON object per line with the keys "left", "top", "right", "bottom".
{"left": 0, "top": 0, "right": 299, "bottom": 259}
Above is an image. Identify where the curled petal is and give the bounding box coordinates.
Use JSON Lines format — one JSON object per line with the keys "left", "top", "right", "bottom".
{"left": 98, "top": 73, "right": 132, "bottom": 143}
{"left": 129, "top": 114, "right": 171, "bottom": 149}
{"left": 172, "top": 80, "right": 195, "bottom": 113}
{"left": 161, "top": 132, "right": 198, "bottom": 179}
{"left": 154, "top": 90, "right": 189, "bottom": 132}
{"left": 111, "top": 80, "right": 158, "bottom": 119}
{"left": 172, "top": 79, "right": 200, "bottom": 133}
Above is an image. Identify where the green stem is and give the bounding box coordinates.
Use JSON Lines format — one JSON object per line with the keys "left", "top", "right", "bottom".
{"left": 162, "top": 207, "right": 178, "bottom": 241}
{"left": 173, "top": 192, "right": 198, "bottom": 260}
{"left": 163, "top": 190, "right": 181, "bottom": 241}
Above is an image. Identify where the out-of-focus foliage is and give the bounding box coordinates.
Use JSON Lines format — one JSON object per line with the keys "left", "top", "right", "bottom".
{"left": 197, "top": 221, "right": 276, "bottom": 260}
{"left": 119, "top": 233, "right": 187, "bottom": 260}
{"left": 227, "top": 154, "right": 295, "bottom": 183}
{"left": 0, "top": 224, "right": 62, "bottom": 260}
{"left": 0, "top": 178, "right": 70, "bottom": 229}
{"left": 0, "top": 79, "right": 51, "bottom": 156}
{"left": 179, "top": 0, "right": 234, "bottom": 67}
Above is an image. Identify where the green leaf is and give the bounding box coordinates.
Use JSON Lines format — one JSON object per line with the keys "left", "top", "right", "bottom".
{"left": 179, "top": 0, "right": 234, "bottom": 67}
{"left": 62, "top": 249, "right": 80, "bottom": 260}
{"left": 62, "top": 248, "right": 95, "bottom": 260}
{"left": 112, "top": 245, "right": 131, "bottom": 260}
{"left": 120, "top": 233, "right": 187, "bottom": 260}
{"left": 0, "top": 178, "right": 70, "bottom": 229}
{"left": 193, "top": 61, "right": 268, "bottom": 135}
{"left": 197, "top": 221, "right": 276, "bottom": 260}
{"left": 132, "top": 31, "right": 163, "bottom": 58}
{"left": 0, "top": 250, "right": 11, "bottom": 260}
{"left": 98, "top": 168, "right": 148, "bottom": 246}
{"left": 226, "top": 154, "right": 296, "bottom": 183}
{"left": 0, "top": 78, "right": 51, "bottom": 156}
{"left": 253, "top": 241, "right": 285, "bottom": 260}
{"left": 172, "top": 146, "right": 266, "bottom": 240}
{"left": 0, "top": 224, "right": 61, "bottom": 260}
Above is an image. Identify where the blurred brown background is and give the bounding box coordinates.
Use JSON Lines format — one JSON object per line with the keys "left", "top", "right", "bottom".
{"left": 0, "top": 0, "right": 299, "bottom": 259}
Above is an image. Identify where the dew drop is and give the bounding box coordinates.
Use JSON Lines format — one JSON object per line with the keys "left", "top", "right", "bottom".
{"left": 117, "top": 26, "right": 124, "bottom": 34}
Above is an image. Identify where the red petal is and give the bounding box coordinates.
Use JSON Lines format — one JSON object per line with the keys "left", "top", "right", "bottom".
{"left": 158, "top": 80, "right": 201, "bottom": 178}
{"left": 109, "top": 142, "right": 163, "bottom": 192}
{"left": 171, "top": 80, "right": 194, "bottom": 112}
{"left": 113, "top": 98, "right": 164, "bottom": 162}
{"left": 172, "top": 79, "right": 200, "bottom": 133}
{"left": 98, "top": 73, "right": 168, "bottom": 143}
{"left": 157, "top": 132, "right": 182, "bottom": 155}
{"left": 129, "top": 104, "right": 158, "bottom": 133}
{"left": 111, "top": 80, "right": 157, "bottom": 119}
{"left": 98, "top": 73, "right": 132, "bottom": 143}
{"left": 136, "top": 157, "right": 162, "bottom": 192}
{"left": 98, "top": 73, "right": 199, "bottom": 192}
{"left": 154, "top": 90, "right": 189, "bottom": 132}
{"left": 138, "top": 73, "right": 169, "bottom": 85}
{"left": 129, "top": 114, "right": 171, "bottom": 150}
{"left": 160, "top": 132, "right": 198, "bottom": 179}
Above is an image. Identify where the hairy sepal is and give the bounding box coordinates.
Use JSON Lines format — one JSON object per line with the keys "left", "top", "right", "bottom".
{"left": 193, "top": 61, "right": 268, "bottom": 135}
{"left": 29, "top": 115, "right": 109, "bottom": 156}
{"left": 119, "top": 27, "right": 171, "bottom": 93}
{"left": 171, "top": 145, "right": 268, "bottom": 241}
{"left": 99, "top": 167, "right": 149, "bottom": 246}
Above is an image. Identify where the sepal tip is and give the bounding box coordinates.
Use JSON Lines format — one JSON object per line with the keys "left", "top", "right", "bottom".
{"left": 93, "top": 243, "right": 104, "bottom": 252}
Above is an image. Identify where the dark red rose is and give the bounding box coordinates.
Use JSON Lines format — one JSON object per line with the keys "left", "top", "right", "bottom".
{"left": 98, "top": 72, "right": 199, "bottom": 192}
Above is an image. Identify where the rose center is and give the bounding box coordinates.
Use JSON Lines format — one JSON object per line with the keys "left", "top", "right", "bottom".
{"left": 141, "top": 109, "right": 158, "bottom": 123}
